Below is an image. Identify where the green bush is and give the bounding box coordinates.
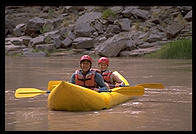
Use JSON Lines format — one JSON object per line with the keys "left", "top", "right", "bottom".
{"left": 40, "top": 23, "right": 54, "bottom": 34}
{"left": 102, "top": 9, "right": 117, "bottom": 19}
{"left": 144, "top": 38, "right": 192, "bottom": 59}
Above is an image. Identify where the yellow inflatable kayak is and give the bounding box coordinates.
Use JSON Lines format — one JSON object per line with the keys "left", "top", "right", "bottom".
{"left": 48, "top": 71, "right": 144, "bottom": 111}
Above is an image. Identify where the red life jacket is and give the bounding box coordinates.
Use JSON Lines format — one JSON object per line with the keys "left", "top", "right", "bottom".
{"left": 91, "top": 69, "right": 113, "bottom": 84}
{"left": 101, "top": 70, "right": 113, "bottom": 84}
{"left": 91, "top": 69, "right": 115, "bottom": 89}
{"left": 75, "top": 70, "right": 98, "bottom": 89}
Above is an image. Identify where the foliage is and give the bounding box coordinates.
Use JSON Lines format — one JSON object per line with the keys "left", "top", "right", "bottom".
{"left": 102, "top": 9, "right": 117, "bottom": 19}
{"left": 61, "top": 19, "right": 70, "bottom": 27}
{"left": 48, "top": 8, "right": 57, "bottom": 18}
{"left": 61, "top": 14, "right": 78, "bottom": 28}
{"left": 40, "top": 23, "right": 54, "bottom": 34}
{"left": 144, "top": 38, "right": 192, "bottom": 59}
{"left": 175, "top": 13, "right": 188, "bottom": 25}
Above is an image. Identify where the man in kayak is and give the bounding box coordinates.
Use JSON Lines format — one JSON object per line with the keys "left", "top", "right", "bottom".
{"left": 95, "top": 57, "right": 125, "bottom": 89}
{"left": 70, "top": 55, "right": 109, "bottom": 92}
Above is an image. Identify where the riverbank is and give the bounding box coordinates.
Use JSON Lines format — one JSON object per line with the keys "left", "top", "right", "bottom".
{"left": 6, "top": 38, "right": 192, "bottom": 59}
{"left": 5, "top": 6, "right": 192, "bottom": 57}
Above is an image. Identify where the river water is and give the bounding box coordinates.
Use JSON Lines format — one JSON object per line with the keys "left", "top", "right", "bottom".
{"left": 5, "top": 55, "right": 192, "bottom": 131}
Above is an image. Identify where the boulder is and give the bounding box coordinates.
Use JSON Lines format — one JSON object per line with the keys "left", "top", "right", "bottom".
{"left": 25, "top": 17, "right": 46, "bottom": 37}
{"left": 95, "top": 32, "right": 129, "bottom": 57}
{"left": 122, "top": 6, "right": 149, "bottom": 20}
{"left": 119, "top": 46, "right": 161, "bottom": 57}
{"left": 43, "top": 30, "right": 59, "bottom": 37}
{"left": 28, "top": 35, "right": 45, "bottom": 47}
{"left": 110, "top": 6, "right": 124, "bottom": 14}
{"left": 166, "top": 22, "right": 184, "bottom": 39}
{"left": 13, "top": 23, "right": 26, "bottom": 37}
{"left": 35, "top": 44, "right": 55, "bottom": 51}
{"left": 106, "top": 24, "right": 121, "bottom": 34}
{"left": 72, "top": 37, "right": 94, "bottom": 49}
{"left": 5, "top": 16, "right": 16, "bottom": 36}
{"left": 117, "top": 18, "right": 131, "bottom": 31}
{"left": 44, "top": 30, "right": 63, "bottom": 41}
{"left": 46, "top": 17, "right": 64, "bottom": 29}
{"left": 61, "top": 37, "right": 72, "bottom": 48}
{"left": 22, "top": 48, "right": 34, "bottom": 53}
{"left": 184, "top": 10, "right": 192, "bottom": 21}
{"left": 177, "top": 6, "right": 192, "bottom": 16}
{"left": 20, "top": 36, "right": 32, "bottom": 46}
{"left": 5, "top": 37, "right": 23, "bottom": 46}
{"left": 74, "top": 12, "right": 102, "bottom": 37}
{"left": 138, "top": 42, "right": 155, "bottom": 48}
{"left": 67, "top": 31, "right": 76, "bottom": 40}
{"left": 93, "top": 20, "right": 104, "bottom": 34}
{"left": 64, "top": 6, "right": 85, "bottom": 14}
{"left": 74, "top": 22, "right": 95, "bottom": 37}
{"left": 93, "top": 36, "right": 107, "bottom": 47}
{"left": 5, "top": 44, "right": 26, "bottom": 54}
{"left": 146, "top": 32, "right": 166, "bottom": 43}
{"left": 53, "top": 38, "right": 62, "bottom": 48}
{"left": 58, "top": 27, "right": 67, "bottom": 38}
{"left": 125, "top": 39, "right": 137, "bottom": 50}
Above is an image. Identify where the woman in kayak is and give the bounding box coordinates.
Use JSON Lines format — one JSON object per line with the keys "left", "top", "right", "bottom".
{"left": 70, "top": 55, "right": 109, "bottom": 92}
{"left": 95, "top": 57, "right": 125, "bottom": 89}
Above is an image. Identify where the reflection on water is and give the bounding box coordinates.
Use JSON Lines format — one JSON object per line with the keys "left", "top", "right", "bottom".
{"left": 5, "top": 56, "right": 192, "bottom": 131}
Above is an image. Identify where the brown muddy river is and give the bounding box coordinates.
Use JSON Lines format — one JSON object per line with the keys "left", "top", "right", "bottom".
{"left": 5, "top": 55, "right": 192, "bottom": 131}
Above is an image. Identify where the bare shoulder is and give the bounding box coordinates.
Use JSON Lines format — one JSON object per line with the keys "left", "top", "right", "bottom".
{"left": 112, "top": 72, "right": 123, "bottom": 82}
{"left": 111, "top": 72, "right": 117, "bottom": 77}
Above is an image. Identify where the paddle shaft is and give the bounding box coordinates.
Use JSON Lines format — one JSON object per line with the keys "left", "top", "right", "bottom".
{"left": 109, "top": 83, "right": 164, "bottom": 89}
{"left": 17, "top": 91, "right": 50, "bottom": 94}
{"left": 15, "top": 86, "right": 143, "bottom": 98}
{"left": 15, "top": 83, "right": 163, "bottom": 98}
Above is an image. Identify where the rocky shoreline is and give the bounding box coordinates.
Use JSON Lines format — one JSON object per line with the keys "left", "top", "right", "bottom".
{"left": 5, "top": 6, "right": 192, "bottom": 57}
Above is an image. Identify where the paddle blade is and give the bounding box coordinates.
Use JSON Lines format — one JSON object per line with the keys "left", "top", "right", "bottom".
{"left": 15, "top": 92, "right": 45, "bottom": 98}
{"left": 112, "top": 86, "right": 144, "bottom": 96}
{"left": 136, "top": 83, "right": 164, "bottom": 89}
{"left": 15, "top": 88, "right": 48, "bottom": 98}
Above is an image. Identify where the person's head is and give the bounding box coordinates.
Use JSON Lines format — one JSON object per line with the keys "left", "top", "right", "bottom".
{"left": 80, "top": 55, "right": 92, "bottom": 72}
{"left": 98, "top": 57, "right": 109, "bottom": 71}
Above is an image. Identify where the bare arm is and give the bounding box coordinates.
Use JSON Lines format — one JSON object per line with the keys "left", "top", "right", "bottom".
{"left": 111, "top": 73, "right": 123, "bottom": 83}
{"left": 111, "top": 73, "right": 125, "bottom": 87}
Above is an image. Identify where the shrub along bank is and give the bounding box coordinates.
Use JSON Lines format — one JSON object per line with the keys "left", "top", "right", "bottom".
{"left": 144, "top": 38, "right": 192, "bottom": 59}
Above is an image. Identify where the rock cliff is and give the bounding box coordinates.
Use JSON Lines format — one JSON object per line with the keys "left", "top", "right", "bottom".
{"left": 5, "top": 6, "right": 192, "bottom": 57}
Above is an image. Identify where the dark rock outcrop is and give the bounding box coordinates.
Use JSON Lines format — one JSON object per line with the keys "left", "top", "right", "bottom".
{"left": 5, "top": 6, "right": 192, "bottom": 57}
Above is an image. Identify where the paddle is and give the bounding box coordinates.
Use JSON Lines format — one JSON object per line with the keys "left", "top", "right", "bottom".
{"left": 136, "top": 83, "right": 164, "bottom": 89}
{"left": 15, "top": 85, "right": 144, "bottom": 98}
{"left": 109, "top": 83, "right": 164, "bottom": 89}
{"left": 106, "top": 86, "right": 144, "bottom": 96}
{"left": 48, "top": 80, "right": 164, "bottom": 91}
{"left": 15, "top": 88, "right": 50, "bottom": 98}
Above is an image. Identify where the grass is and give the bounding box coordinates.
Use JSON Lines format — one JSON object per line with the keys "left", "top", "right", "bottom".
{"left": 144, "top": 38, "right": 192, "bottom": 59}
{"left": 102, "top": 9, "right": 117, "bottom": 19}
{"left": 40, "top": 23, "right": 54, "bottom": 34}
